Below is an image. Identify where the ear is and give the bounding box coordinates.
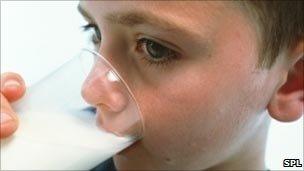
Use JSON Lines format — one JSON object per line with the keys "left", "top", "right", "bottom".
{"left": 267, "top": 40, "right": 304, "bottom": 122}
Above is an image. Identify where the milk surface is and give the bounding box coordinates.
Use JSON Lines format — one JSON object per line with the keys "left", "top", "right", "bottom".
{"left": 0, "top": 109, "right": 134, "bottom": 170}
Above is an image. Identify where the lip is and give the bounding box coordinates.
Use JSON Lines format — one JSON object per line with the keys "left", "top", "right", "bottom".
{"left": 93, "top": 105, "right": 143, "bottom": 156}
{"left": 96, "top": 104, "right": 143, "bottom": 137}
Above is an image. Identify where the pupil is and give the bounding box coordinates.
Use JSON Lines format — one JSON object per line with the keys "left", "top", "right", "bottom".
{"left": 147, "top": 41, "right": 170, "bottom": 59}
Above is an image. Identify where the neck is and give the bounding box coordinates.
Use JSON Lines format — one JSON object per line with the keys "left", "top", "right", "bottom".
{"left": 208, "top": 116, "right": 271, "bottom": 170}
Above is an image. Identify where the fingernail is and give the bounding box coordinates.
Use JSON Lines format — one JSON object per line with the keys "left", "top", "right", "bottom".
{"left": 0, "top": 113, "right": 14, "bottom": 124}
{"left": 3, "top": 80, "right": 20, "bottom": 89}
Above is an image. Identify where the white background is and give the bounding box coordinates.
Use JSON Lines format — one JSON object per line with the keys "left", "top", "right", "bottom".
{"left": 1, "top": 1, "right": 303, "bottom": 170}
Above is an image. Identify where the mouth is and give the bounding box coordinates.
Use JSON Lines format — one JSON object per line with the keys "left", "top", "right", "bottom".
{"left": 82, "top": 105, "right": 142, "bottom": 156}
{"left": 94, "top": 103, "right": 144, "bottom": 138}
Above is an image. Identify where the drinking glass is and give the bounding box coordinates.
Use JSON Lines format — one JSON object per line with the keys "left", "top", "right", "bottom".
{"left": 0, "top": 49, "right": 144, "bottom": 170}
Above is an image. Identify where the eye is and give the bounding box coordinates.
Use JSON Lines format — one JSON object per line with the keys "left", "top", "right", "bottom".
{"left": 136, "top": 38, "right": 180, "bottom": 66}
{"left": 82, "top": 23, "right": 101, "bottom": 45}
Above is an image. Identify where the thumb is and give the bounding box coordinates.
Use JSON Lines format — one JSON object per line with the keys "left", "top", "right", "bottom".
{"left": 1, "top": 72, "right": 26, "bottom": 102}
{"left": 1, "top": 93, "right": 19, "bottom": 138}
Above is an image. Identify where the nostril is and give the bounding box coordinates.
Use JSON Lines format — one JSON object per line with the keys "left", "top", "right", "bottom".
{"left": 107, "top": 90, "right": 129, "bottom": 113}
{"left": 81, "top": 69, "right": 130, "bottom": 113}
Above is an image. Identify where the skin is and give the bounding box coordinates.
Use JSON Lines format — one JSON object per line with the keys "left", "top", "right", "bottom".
{"left": 1, "top": 1, "right": 303, "bottom": 170}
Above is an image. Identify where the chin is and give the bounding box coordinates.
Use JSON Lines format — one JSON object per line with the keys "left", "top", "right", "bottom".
{"left": 114, "top": 140, "right": 155, "bottom": 169}
{"left": 117, "top": 139, "right": 141, "bottom": 156}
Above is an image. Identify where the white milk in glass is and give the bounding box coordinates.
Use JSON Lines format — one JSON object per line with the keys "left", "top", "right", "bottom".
{"left": 1, "top": 87, "right": 134, "bottom": 170}
{"left": 0, "top": 108, "right": 134, "bottom": 170}
{"left": 1, "top": 50, "right": 142, "bottom": 170}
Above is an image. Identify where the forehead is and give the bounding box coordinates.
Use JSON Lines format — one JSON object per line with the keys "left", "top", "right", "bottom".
{"left": 80, "top": 1, "right": 238, "bottom": 37}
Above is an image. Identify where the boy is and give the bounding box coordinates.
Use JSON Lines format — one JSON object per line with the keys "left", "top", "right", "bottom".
{"left": 1, "top": 1, "right": 303, "bottom": 170}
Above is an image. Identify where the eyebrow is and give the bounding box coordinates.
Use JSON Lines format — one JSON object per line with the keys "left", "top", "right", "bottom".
{"left": 77, "top": 4, "right": 202, "bottom": 40}
{"left": 105, "top": 11, "right": 183, "bottom": 33}
{"left": 78, "top": 4, "right": 211, "bottom": 53}
{"left": 78, "top": 4, "right": 94, "bottom": 22}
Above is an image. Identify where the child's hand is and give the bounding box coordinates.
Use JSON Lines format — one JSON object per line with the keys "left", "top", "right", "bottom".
{"left": 1, "top": 72, "right": 26, "bottom": 139}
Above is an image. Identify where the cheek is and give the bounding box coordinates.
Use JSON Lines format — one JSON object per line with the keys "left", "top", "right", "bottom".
{"left": 135, "top": 93, "right": 202, "bottom": 166}
{"left": 133, "top": 66, "right": 268, "bottom": 168}
{"left": 131, "top": 67, "right": 245, "bottom": 165}
{"left": 128, "top": 21, "right": 269, "bottom": 167}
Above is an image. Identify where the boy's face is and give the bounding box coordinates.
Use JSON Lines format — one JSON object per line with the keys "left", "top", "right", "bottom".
{"left": 80, "top": 1, "right": 281, "bottom": 169}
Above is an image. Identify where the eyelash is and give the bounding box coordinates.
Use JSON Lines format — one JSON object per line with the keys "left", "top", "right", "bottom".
{"left": 81, "top": 23, "right": 101, "bottom": 45}
{"left": 81, "top": 23, "right": 180, "bottom": 67}
{"left": 136, "top": 38, "right": 180, "bottom": 67}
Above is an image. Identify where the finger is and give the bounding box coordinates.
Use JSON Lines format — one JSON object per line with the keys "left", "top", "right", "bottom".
{"left": 1, "top": 93, "right": 19, "bottom": 139}
{"left": 1, "top": 72, "right": 26, "bottom": 102}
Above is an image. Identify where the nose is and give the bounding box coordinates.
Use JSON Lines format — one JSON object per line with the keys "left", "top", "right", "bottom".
{"left": 81, "top": 58, "right": 129, "bottom": 113}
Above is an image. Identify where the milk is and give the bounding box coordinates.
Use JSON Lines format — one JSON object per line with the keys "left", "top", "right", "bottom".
{"left": 0, "top": 50, "right": 142, "bottom": 170}
{"left": 0, "top": 109, "right": 134, "bottom": 170}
